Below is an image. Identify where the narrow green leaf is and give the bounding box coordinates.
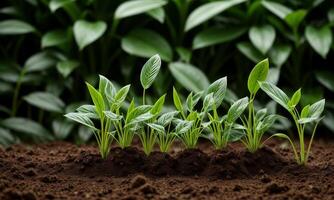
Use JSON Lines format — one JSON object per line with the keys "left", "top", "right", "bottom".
{"left": 259, "top": 81, "right": 290, "bottom": 110}
{"left": 74, "top": 20, "right": 107, "bottom": 50}
{"left": 86, "top": 82, "right": 105, "bottom": 118}
{"left": 288, "top": 89, "right": 301, "bottom": 108}
{"left": 151, "top": 94, "right": 166, "bottom": 115}
{"left": 24, "top": 92, "right": 65, "bottom": 113}
{"left": 193, "top": 26, "right": 246, "bottom": 49}
{"left": 261, "top": 1, "right": 292, "bottom": 19}
{"left": 206, "top": 77, "right": 227, "bottom": 107}
{"left": 169, "top": 62, "right": 210, "bottom": 92}
{"left": 0, "top": 20, "right": 35, "bottom": 35}
{"left": 305, "top": 25, "right": 333, "bottom": 58}
{"left": 140, "top": 54, "right": 161, "bottom": 89}
{"left": 147, "top": 123, "right": 165, "bottom": 133}
{"left": 185, "top": 0, "right": 246, "bottom": 31}
{"left": 115, "top": 0, "right": 167, "bottom": 19}
{"left": 157, "top": 111, "right": 179, "bottom": 126}
{"left": 103, "top": 111, "right": 123, "bottom": 121}
{"left": 121, "top": 29, "right": 172, "bottom": 61}
{"left": 173, "top": 87, "right": 184, "bottom": 113}
{"left": 64, "top": 112, "right": 97, "bottom": 130}
{"left": 249, "top": 25, "right": 276, "bottom": 54}
{"left": 248, "top": 59, "right": 269, "bottom": 94}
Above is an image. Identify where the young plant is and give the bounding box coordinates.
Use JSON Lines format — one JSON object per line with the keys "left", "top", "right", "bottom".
{"left": 137, "top": 54, "right": 163, "bottom": 155}
{"left": 241, "top": 59, "right": 279, "bottom": 153}
{"left": 205, "top": 97, "right": 249, "bottom": 149}
{"left": 259, "top": 82, "right": 325, "bottom": 165}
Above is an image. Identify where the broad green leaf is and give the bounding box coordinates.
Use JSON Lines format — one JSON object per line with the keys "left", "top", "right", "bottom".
{"left": 249, "top": 25, "right": 276, "bottom": 54}
{"left": 185, "top": 0, "right": 246, "bottom": 31}
{"left": 52, "top": 119, "right": 74, "bottom": 139}
{"left": 203, "top": 93, "right": 215, "bottom": 111}
{"left": 127, "top": 105, "right": 152, "bottom": 122}
{"left": 169, "top": 62, "right": 210, "bottom": 92}
{"left": 193, "top": 26, "right": 246, "bottom": 49}
{"left": 140, "top": 54, "right": 161, "bottom": 89}
{"left": 261, "top": 1, "right": 292, "bottom": 19}
{"left": 147, "top": 7, "right": 165, "bottom": 23}
{"left": 301, "top": 105, "right": 310, "bottom": 118}
{"left": 151, "top": 94, "right": 166, "bottom": 115}
{"left": 56, "top": 60, "right": 79, "bottom": 78}
{"left": 23, "top": 92, "right": 65, "bottom": 113}
{"left": 74, "top": 20, "right": 107, "bottom": 50}
{"left": 305, "top": 25, "right": 333, "bottom": 58}
{"left": 1, "top": 118, "right": 52, "bottom": 140}
{"left": 147, "top": 123, "right": 165, "bottom": 133}
{"left": 115, "top": 0, "right": 167, "bottom": 19}
{"left": 175, "top": 120, "right": 193, "bottom": 134}
{"left": 49, "top": 0, "right": 75, "bottom": 12}
{"left": 285, "top": 10, "right": 307, "bottom": 32}
{"left": 0, "top": 128, "right": 15, "bottom": 147}
{"left": 256, "top": 114, "right": 278, "bottom": 132}
{"left": 227, "top": 97, "right": 249, "bottom": 123}
{"left": 248, "top": 59, "right": 269, "bottom": 94}
{"left": 86, "top": 82, "right": 105, "bottom": 118}
{"left": 0, "top": 20, "right": 35, "bottom": 35}
{"left": 288, "top": 89, "right": 301, "bottom": 108}
{"left": 42, "top": 29, "right": 69, "bottom": 48}
{"left": 24, "top": 52, "right": 57, "bottom": 72}
{"left": 64, "top": 112, "right": 97, "bottom": 130}
{"left": 308, "top": 99, "right": 325, "bottom": 119}
{"left": 186, "top": 92, "right": 194, "bottom": 112}
{"left": 316, "top": 71, "right": 334, "bottom": 92}
{"left": 173, "top": 87, "right": 184, "bottom": 113}
{"left": 237, "top": 42, "right": 264, "bottom": 63}
{"left": 157, "top": 111, "right": 179, "bottom": 126}
{"left": 76, "top": 104, "right": 98, "bottom": 119}
{"left": 256, "top": 108, "right": 267, "bottom": 121}
{"left": 268, "top": 44, "right": 292, "bottom": 68}
{"left": 103, "top": 111, "right": 123, "bottom": 121}
{"left": 259, "top": 81, "right": 290, "bottom": 110}
{"left": 206, "top": 77, "right": 227, "bottom": 107}
{"left": 121, "top": 29, "right": 172, "bottom": 61}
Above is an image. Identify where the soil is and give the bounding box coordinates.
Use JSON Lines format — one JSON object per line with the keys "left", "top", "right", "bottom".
{"left": 0, "top": 139, "right": 334, "bottom": 200}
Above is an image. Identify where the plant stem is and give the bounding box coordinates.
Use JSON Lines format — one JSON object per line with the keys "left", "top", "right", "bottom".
{"left": 143, "top": 89, "right": 146, "bottom": 105}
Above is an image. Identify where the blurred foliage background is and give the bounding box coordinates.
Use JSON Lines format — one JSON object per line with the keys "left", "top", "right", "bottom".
{"left": 0, "top": 0, "right": 333, "bottom": 146}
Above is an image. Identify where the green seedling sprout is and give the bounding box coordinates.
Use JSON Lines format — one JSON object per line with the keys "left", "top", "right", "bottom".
{"left": 259, "top": 82, "right": 325, "bottom": 165}
{"left": 240, "top": 59, "right": 280, "bottom": 153}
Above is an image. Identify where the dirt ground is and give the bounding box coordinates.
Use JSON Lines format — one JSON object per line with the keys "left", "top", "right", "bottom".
{"left": 0, "top": 138, "right": 334, "bottom": 200}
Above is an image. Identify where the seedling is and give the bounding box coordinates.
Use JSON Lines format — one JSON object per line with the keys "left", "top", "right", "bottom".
{"left": 241, "top": 59, "right": 280, "bottom": 153}
{"left": 260, "top": 82, "right": 325, "bottom": 165}
{"left": 137, "top": 54, "right": 163, "bottom": 155}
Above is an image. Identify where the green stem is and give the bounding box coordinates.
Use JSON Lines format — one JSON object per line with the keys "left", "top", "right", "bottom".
{"left": 143, "top": 89, "right": 146, "bottom": 105}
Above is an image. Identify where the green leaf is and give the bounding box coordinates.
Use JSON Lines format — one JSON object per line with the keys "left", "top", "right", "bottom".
{"left": 249, "top": 25, "right": 276, "bottom": 54}
{"left": 328, "top": 8, "right": 334, "bottom": 24}
{"left": 259, "top": 81, "right": 290, "bottom": 110}
{"left": 193, "top": 26, "right": 246, "bottom": 49}
{"left": 185, "top": 0, "right": 246, "bottom": 31}
{"left": 316, "top": 71, "right": 334, "bottom": 92}
{"left": 176, "top": 47, "right": 191, "bottom": 63}
{"left": 140, "top": 54, "right": 161, "bottom": 89}
{"left": 175, "top": 120, "right": 193, "bottom": 134}
{"left": 147, "top": 123, "right": 165, "bottom": 133}
{"left": 169, "top": 62, "right": 210, "bottom": 92}
{"left": 237, "top": 42, "right": 264, "bottom": 63}
{"left": 301, "top": 105, "right": 310, "bottom": 118}
{"left": 42, "top": 29, "right": 69, "bottom": 48}
{"left": 157, "top": 111, "right": 179, "bottom": 126}
{"left": 121, "top": 29, "right": 172, "bottom": 61}
{"left": 288, "top": 89, "right": 301, "bottom": 108}
{"left": 308, "top": 99, "right": 325, "bottom": 119}
{"left": 115, "top": 0, "right": 167, "bottom": 19}
{"left": 203, "top": 93, "right": 215, "bottom": 111}
{"left": 56, "top": 60, "right": 79, "bottom": 78}
{"left": 112, "top": 85, "right": 130, "bottom": 108}
{"left": 49, "top": 0, "right": 75, "bottom": 12}
{"left": 268, "top": 44, "right": 292, "bottom": 68}
{"left": 248, "top": 59, "right": 269, "bottom": 94}
{"left": 305, "top": 25, "right": 333, "bottom": 58}
{"left": 127, "top": 105, "right": 152, "bottom": 122}
{"left": 266, "top": 67, "right": 280, "bottom": 85}
{"left": 206, "top": 77, "right": 227, "bottom": 107}
{"left": 1, "top": 118, "right": 52, "bottom": 140}
{"left": 74, "top": 20, "right": 107, "bottom": 50}
{"left": 86, "top": 82, "right": 105, "bottom": 118}
{"left": 151, "top": 94, "right": 166, "bottom": 115}
{"left": 52, "top": 119, "right": 74, "bottom": 139}
{"left": 147, "top": 7, "right": 165, "bottom": 23}
{"left": 0, "top": 20, "right": 35, "bottom": 35}
{"left": 23, "top": 52, "right": 57, "bottom": 73}
{"left": 285, "top": 10, "right": 307, "bottom": 32}
{"left": 261, "top": 1, "right": 292, "bottom": 19}
{"left": 256, "top": 114, "right": 278, "bottom": 132}
{"left": 76, "top": 105, "right": 98, "bottom": 119}
{"left": 227, "top": 97, "right": 249, "bottom": 123}
{"left": 64, "top": 112, "right": 97, "bottom": 130}
{"left": 173, "top": 87, "right": 184, "bottom": 114}
{"left": 23, "top": 92, "right": 65, "bottom": 113}
{"left": 0, "top": 128, "right": 15, "bottom": 147}
{"left": 103, "top": 111, "right": 123, "bottom": 121}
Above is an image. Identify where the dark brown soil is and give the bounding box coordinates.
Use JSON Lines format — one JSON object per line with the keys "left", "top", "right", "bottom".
{"left": 0, "top": 139, "right": 334, "bottom": 199}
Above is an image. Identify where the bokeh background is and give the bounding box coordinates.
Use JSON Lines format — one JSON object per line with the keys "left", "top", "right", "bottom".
{"left": 0, "top": 0, "right": 333, "bottom": 146}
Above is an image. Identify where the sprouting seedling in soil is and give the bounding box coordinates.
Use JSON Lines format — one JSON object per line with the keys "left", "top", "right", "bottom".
{"left": 64, "top": 75, "right": 130, "bottom": 159}
{"left": 137, "top": 54, "right": 163, "bottom": 155}
{"left": 241, "top": 59, "right": 280, "bottom": 153}
{"left": 204, "top": 96, "right": 249, "bottom": 150}
{"left": 259, "top": 82, "right": 325, "bottom": 165}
